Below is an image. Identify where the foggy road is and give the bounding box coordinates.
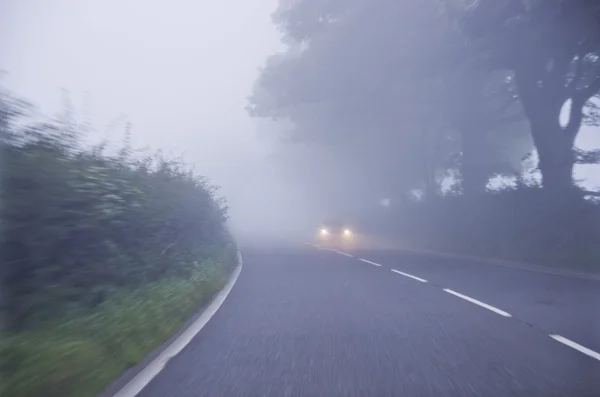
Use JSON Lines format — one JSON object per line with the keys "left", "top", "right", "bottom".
{"left": 137, "top": 243, "right": 600, "bottom": 397}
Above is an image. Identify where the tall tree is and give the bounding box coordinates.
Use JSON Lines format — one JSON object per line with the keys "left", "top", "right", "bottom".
{"left": 249, "top": 0, "right": 439, "bottom": 197}
{"left": 249, "top": 0, "right": 535, "bottom": 200}
{"left": 458, "top": 0, "right": 600, "bottom": 193}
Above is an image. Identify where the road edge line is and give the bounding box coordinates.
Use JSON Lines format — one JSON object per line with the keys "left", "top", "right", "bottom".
{"left": 112, "top": 250, "right": 244, "bottom": 397}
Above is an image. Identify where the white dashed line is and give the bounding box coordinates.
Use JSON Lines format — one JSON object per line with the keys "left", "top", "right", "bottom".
{"left": 550, "top": 335, "right": 600, "bottom": 361}
{"left": 443, "top": 289, "right": 512, "bottom": 317}
{"left": 359, "top": 258, "right": 382, "bottom": 267}
{"left": 391, "top": 269, "right": 427, "bottom": 282}
{"left": 305, "top": 243, "right": 326, "bottom": 250}
{"left": 335, "top": 250, "right": 353, "bottom": 257}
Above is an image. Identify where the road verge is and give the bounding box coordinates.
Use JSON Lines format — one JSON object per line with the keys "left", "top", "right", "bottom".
{"left": 1, "top": 250, "right": 243, "bottom": 397}
{"left": 107, "top": 250, "right": 243, "bottom": 397}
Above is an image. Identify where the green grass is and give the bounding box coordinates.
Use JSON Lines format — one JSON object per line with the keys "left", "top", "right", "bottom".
{"left": 1, "top": 261, "right": 230, "bottom": 397}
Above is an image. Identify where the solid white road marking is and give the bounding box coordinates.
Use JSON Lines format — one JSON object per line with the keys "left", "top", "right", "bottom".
{"left": 391, "top": 269, "right": 427, "bottom": 282}
{"left": 550, "top": 335, "right": 600, "bottom": 361}
{"left": 359, "top": 258, "right": 382, "bottom": 267}
{"left": 335, "top": 250, "right": 353, "bottom": 257}
{"left": 443, "top": 289, "right": 511, "bottom": 317}
{"left": 112, "top": 252, "right": 244, "bottom": 397}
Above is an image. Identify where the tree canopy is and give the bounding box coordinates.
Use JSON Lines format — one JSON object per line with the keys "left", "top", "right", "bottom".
{"left": 458, "top": 0, "right": 600, "bottom": 192}
{"left": 248, "top": 0, "right": 600, "bottom": 199}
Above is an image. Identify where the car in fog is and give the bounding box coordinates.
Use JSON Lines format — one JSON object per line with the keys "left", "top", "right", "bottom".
{"left": 317, "top": 218, "right": 354, "bottom": 241}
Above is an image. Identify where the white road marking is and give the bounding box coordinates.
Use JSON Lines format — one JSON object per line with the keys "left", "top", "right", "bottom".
{"left": 443, "top": 289, "right": 511, "bottom": 317}
{"left": 304, "top": 241, "right": 321, "bottom": 249}
{"left": 359, "top": 258, "right": 382, "bottom": 267}
{"left": 335, "top": 250, "right": 353, "bottom": 257}
{"left": 112, "top": 251, "right": 244, "bottom": 397}
{"left": 305, "top": 242, "right": 327, "bottom": 250}
{"left": 391, "top": 269, "right": 427, "bottom": 282}
{"left": 549, "top": 335, "right": 600, "bottom": 361}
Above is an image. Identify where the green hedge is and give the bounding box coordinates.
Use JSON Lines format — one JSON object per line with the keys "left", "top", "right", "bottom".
{"left": 1, "top": 260, "right": 231, "bottom": 397}
{"left": 0, "top": 89, "right": 239, "bottom": 396}
{"left": 1, "top": 89, "right": 231, "bottom": 330}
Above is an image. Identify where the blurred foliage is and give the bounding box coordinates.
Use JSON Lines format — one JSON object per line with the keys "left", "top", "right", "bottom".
{"left": 1, "top": 263, "right": 228, "bottom": 397}
{"left": 0, "top": 89, "right": 231, "bottom": 331}
{"left": 0, "top": 87, "right": 237, "bottom": 396}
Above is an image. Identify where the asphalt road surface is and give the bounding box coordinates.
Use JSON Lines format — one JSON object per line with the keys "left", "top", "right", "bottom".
{"left": 138, "top": 240, "right": 600, "bottom": 397}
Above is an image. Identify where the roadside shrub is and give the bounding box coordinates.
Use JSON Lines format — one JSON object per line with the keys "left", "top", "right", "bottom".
{"left": 0, "top": 91, "right": 230, "bottom": 330}
{"left": 0, "top": 89, "right": 238, "bottom": 397}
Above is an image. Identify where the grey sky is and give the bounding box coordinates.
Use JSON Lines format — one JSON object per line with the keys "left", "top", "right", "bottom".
{"left": 0, "top": 0, "right": 312, "bottom": 233}
{"left": 1, "top": 0, "right": 281, "bottom": 178}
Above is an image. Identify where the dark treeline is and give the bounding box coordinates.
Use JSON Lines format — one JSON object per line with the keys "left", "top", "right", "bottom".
{"left": 247, "top": 0, "right": 600, "bottom": 270}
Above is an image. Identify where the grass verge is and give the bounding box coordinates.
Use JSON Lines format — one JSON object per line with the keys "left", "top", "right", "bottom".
{"left": 1, "top": 258, "right": 234, "bottom": 397}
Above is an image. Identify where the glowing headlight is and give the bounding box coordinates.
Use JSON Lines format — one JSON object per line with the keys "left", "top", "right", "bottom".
{"left": 320, "top": 228, "right": 329, "bottom": 235}
{"left": 343, "top": 229, "right": 352, "bottom": 235}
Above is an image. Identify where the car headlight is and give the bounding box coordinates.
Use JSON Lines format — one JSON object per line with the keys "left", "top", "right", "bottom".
{"left": 320, "top": 228, "right": 329, "bottom": 235}
{"left": 343, "top": 229, "right": 352, "bottom": 235}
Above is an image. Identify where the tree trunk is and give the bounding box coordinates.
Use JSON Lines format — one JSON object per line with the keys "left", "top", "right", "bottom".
{"left": 514, "top": 67, "right": 577, "bottom": 194}
{"left": 423, "top": 163, "right": 437, "bottom": 198}
{"left": 531, "top": 117, "right": 575, "bottom": 192}
{"left": 449, "top": 69, "right": 490, "bottom": 196}
{"left": 419, "top": 121, "right": 441, "bottom": 200}
{"left": 460, "top": 125, "right": 489, "bottom": 196}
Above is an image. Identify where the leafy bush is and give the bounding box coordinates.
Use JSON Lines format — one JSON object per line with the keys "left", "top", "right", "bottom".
{"left": 0, "top": 91, "right": 231, "bottom": 330}
{"left": 0, "top": 90, "right": 238, "bottom": 396}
